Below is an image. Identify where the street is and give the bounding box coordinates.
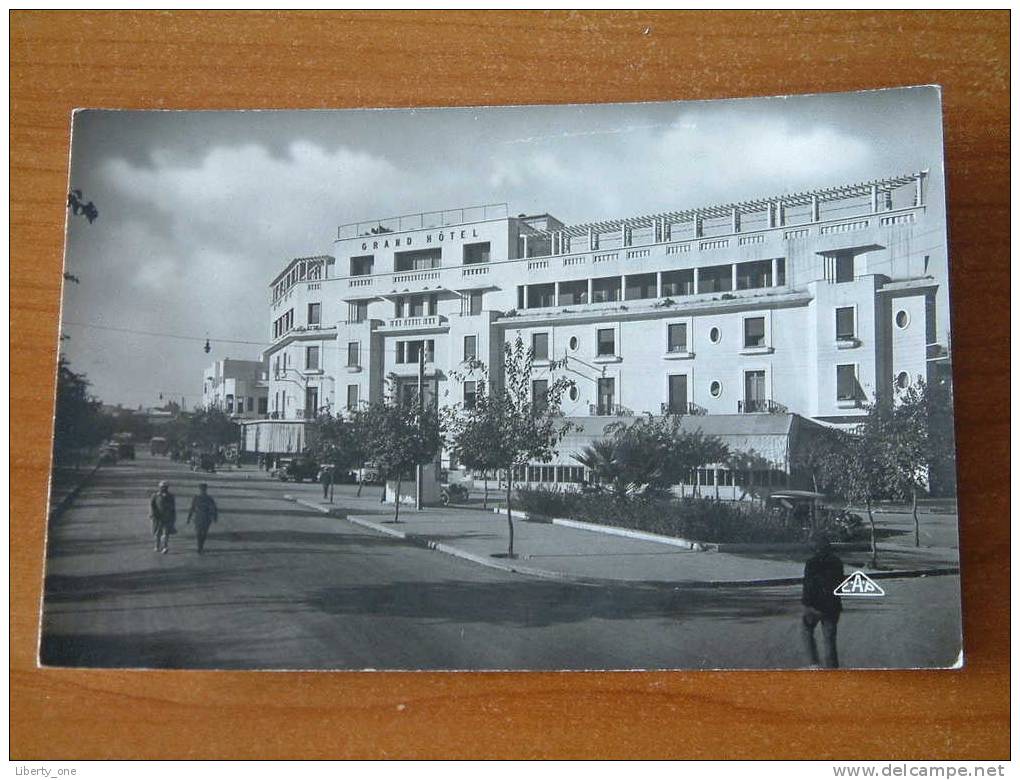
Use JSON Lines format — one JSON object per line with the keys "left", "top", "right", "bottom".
{"left": 40, "top": 454, "right": 962, "bottom": 670}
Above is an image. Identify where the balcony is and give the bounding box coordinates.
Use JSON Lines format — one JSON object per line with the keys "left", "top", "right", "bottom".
{"left": 660, "top": 402, "right": 708, "bottom": 416}
{"left": 588, "top": 403, "right": 634, "bottom": 417}
{"left": 381, "top": 314, "right": 448, "bottom": 333}
{"left": 738, "top": 399, "right": 788, "bottom": 414}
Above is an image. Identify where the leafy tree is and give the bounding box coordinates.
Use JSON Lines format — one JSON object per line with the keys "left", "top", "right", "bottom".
{"left": 573, "top": 438, "right": 630, "bottom": 496}
{"left": 790, "top": 425, "right": 843, "bottom": 494}
{"left": 309, "top": 410, "right": 366, "bottom": 490}
{"left": 360, "top": 378, "right": 443, "bottom": 522}
{"left": 185, "top": 406, "right": 240, "bottom": 451}
{"left": 827, "top": 408, "right": 888, "bottom": 567}
{"left": 52, "top": 356, "right": 110, "bottom": 463}
{"left": 443, "top": 336, "right": 574, "bottom": 557}
{"left": 443, "top": 396, "right": 503, "bottom": 509}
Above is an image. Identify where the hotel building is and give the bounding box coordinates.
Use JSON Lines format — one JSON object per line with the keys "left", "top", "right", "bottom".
{"left": 242, "top": 172, "right": 946, "bottom": 492}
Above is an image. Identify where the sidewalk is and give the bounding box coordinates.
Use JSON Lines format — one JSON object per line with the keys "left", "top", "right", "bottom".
{"left": 284, "top": 483, "right": 960, "bottom": 588}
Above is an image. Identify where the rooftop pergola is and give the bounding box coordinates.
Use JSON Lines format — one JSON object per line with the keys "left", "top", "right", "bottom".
{"left": 529, "top": 171, "right": 927, "bottom": 240}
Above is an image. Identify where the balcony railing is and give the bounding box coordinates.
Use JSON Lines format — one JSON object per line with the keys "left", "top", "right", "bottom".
{"left": 384, "top": 315, "right": 447, "bottom": 331}
{"left": 738, "top": 399, "right": 788, "bottom": 414}
{"left": 588, "top": 403, "right": 634, "bottom": 417}
{"left": 660, "top": 402, "right": 708, "bottom": 416}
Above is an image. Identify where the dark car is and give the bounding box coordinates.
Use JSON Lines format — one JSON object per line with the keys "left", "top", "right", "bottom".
{"left": 116, "top": 442, "right": 136, "bottom": 460}
{"left": 277, "top": 457, "right": 319, "bottom": 483}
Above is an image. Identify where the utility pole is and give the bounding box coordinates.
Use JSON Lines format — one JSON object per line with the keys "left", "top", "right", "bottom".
{"left": 416, "top": 346, "right": 425, "bottom": 510}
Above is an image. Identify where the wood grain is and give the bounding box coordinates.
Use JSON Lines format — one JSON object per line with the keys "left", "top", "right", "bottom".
{"left": 11, "top": 10, "right": 1009, "bottom": 759}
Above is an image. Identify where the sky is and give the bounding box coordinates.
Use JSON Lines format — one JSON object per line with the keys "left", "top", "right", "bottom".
{"left": 59, "top": 86, "right": 947, "bottom": 408}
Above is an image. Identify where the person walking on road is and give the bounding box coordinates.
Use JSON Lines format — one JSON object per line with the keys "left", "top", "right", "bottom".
{"left": 149, "top": 480, "right": 177, "bottom": 554}
{"left": 186, "top": 482, "right": 218, "bottom": 554}
{"left": 318, "top": 464, "right": 334, "bottom": 502}
{"left": 800, "top": 533, "right": 845, "bottom": 668}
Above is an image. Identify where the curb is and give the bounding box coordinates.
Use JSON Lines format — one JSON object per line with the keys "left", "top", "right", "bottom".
{"left": 48, "top": 462, "right": 102, "bottom": 522}
{"left": 285, "top": 495, "right": 960, "bottom": 590}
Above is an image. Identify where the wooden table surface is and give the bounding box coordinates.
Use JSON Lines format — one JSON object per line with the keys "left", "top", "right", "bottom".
{"left": 10, "top": 10, "right": 1010, "bottom": 759}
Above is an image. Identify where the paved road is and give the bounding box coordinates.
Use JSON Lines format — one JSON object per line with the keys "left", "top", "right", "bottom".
{"left": 40, "top": 454, "right": 962, "bottom": 670}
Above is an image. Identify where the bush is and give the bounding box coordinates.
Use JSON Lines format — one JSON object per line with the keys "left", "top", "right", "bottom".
{"left": 515, "top": 486, "right": 839, "bottom": 544}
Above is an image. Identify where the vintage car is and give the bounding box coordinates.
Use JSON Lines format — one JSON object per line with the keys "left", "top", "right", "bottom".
{"left": 274, "top": 457, "right": 319, "bottom": 483}
{"left": 440, "top": 482, "right": 470, "bottom": 506}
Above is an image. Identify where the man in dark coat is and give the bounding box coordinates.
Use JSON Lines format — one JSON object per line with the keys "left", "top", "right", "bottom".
{"left": 149, "top": 480, "right": 176, "bottom": 554}
{"left": 186, "top": 482, "right": 218, "bottom": 554}
{"left": 801, "top": 533, "right": 845, "bottom": 668}
{"left": 318, "top": 464, "right": 334, "bottom": 502}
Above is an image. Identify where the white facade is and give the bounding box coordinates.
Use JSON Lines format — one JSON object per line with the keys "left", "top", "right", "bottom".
{"left": 248, "top": 174, "right": 945, "bottom": 479}
{"left": 202, "top": 358, "right": 269, "bottom": 419}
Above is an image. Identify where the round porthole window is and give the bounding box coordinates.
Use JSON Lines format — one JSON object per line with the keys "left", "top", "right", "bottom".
{"left": 895, "top": 310, "right": 910, "bottom": 329}
{"left": 896, "top": 371, "right": 910, "bottom": 390}
{"left": 710, "top": 380, "right": 722, "bottom": 398}
{"left": 709, "top": 326, "right": 721, "bottom": 344}
{"left": 569, "top": 336, "right": 579, "bottom": 351}
{"left": 569, "top": 386, "right": 579, "bottom": 401}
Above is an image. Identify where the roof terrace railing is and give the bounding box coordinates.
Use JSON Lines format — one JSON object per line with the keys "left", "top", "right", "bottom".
{"left": 337, "top": 203, "right": 509, "bottom": 240}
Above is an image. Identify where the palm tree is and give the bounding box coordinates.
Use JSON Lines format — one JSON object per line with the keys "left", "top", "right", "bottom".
{"left": 573, "top": 439, "right": 627, "bottom": 496}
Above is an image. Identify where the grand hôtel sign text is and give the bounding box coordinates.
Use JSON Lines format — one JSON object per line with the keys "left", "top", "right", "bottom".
{"left": 360, "top": 228, "right": 480, "bottom": 252}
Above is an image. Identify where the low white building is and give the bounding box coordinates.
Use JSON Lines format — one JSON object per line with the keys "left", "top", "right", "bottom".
{"left": 202, "top": 358, "right": 269, "bottom": 420}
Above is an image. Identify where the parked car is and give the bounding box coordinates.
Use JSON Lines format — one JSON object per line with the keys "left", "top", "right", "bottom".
{"left": 766, "top": 490, "right": 864, "bottom": 541}
{"left": 191, "top": 453, "right": 217, "bottom": 473}
{"left": 98, "top": 445, "right": 119, "bottom": 465}
{"left": 440, "top": 482, "right": 469, "bottom": 506}
{"left": 354, "top": 463, "right": 382, "bottom": 485}
{"left": 275, "top": 457, "right": 319, "bottom": 483}
{"left": 116, "top": 442, "right": 136, "bottom": 460}
{"left": 149, "top": 436, "right": 169, "bottom": 456}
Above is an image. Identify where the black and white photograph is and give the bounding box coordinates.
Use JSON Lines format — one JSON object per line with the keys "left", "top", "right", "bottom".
{"left": 43, "top": 86, "right": 962, "bottom": 671}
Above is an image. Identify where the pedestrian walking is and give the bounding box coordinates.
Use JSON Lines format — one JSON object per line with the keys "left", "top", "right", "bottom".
{"left": 186, "top": 482, "right": 218, "bottom": 554}
{"left": 800, "top": 532, "right": 845, "bottom": 668}
{"left": 318, "top": 464, "right": 334, "bottom": 502}
{"left": 149, "top": 480, "right": 176, "bottom": 554}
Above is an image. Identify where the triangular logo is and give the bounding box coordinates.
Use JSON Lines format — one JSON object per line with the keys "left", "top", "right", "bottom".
{"left": 834, "top": 570, "right": 885, "bottom": 597}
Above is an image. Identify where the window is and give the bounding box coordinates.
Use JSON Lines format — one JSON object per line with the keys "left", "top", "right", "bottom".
{"left": 835, "top": 253, "right": 854, "bottom": 283}
{"left": 409, "top": 296, "right": 425, "bottom": 317}
{"left": 305, "top": 346, "right": 320, "bottom": 370}
{"left": 736, "top": 260, "right": 772, "bottom": 290}
{"left": 248, "top": 397, "right": 255, "bottom": 412}
{"left": 428, "top": 293, "right": 438, "bottom": 316}
{"left": 836, "top": 307, "right": 856, "bottom": 341}
{"left": 836, "top": 364, "right": 859, "bottom": 402}
{"left": 347, "top": 384, "right": 359, "bottom": 409}
{"left": 527, "top": 283, "right": 555, "bottom": 308}
{"left": 596, "top": 328, "right": 615, "bottom": 356}
{"left": 394, "top": 247, "right": 441, "bottom": 272}
{"left": 775, "top": 258, "right": 786, "bottom": 286}
{"left": 667, "top": 374, "right": 688, "bottom": 413}
{"left": 307, "top": 302, "right": 321, "bottom": 326}
{"left": 625, "top": 273, "right": 656, "bottom": 301}
{"left": 350, "top": 255, "right": 374, "bottom": 276}
{"left": 709, "top": 326, "right": 722, "bottom": 344}
{"left": 532, "top": 380, "right": 549, "bottom": 412}
{"left": 558, "top": 280, "right": 588, "bottom": 305}
{"left": 348, "top": 300, "right": 369, "bottom": 323}
{"left": 463, "top": 242, "right": 491, "bottom": 264}
{"left": 896, "top": 371, "right": 909, "bottom": 390}
{"left": 463, "top": 335, "right": 477, "bottom": 362}
{"left": 743, "top": 317, "right": 766, "bottom": 348}
{"left": 698, "top": 264, "right": 733, "bottom": 293}
{"left": 661, "top": 269, "right": 694, "bottom": 297}
{"left": 667, "top": 323, "right": 688, "bottom": 353}
{"left": 568, "top": 385, "right": 579, "bottom": 401}
{"left": 596, "top": 377, "right": 615, "bottom": 415}
{"left": 592, "top": 276, "right": 622, "bottom": 303}
{"left": 347, "top": 341, "right": 360, "bottom": 367}
{"left": 305, "top": 387, "right": 318, "bottom": 419}
{"left": 895, "top": 310, "right": 910, "bottom": 329}
{"left": 743, "top": 370, "right": 766, "bottom": 412}
{"left": 710, "top": 380, "right": 722, "bottom": 398}
{"left": 464, "top": 380, "right": 478, "bottom": 409}
{"left": 569, "top": 336, "right": 579, "bottom": 351}
{"left": 532, "top": 332, "right": 549, "bottom": 361}
{"left": 258, "top": 396, "right": 268, "bottom": 415}
{"left": 396, "top": 341, "right": 406, "bottom": 364}
{"left": 465, "top": 291, "right": 483, "bottom": 315}
{"left": 405, "top": 339, "right": 435, "bottom": 364}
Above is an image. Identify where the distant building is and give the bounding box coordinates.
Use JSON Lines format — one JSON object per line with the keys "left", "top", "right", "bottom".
{"left": 242, "top": 172, "right": 948, "bottom": 490}
{"left": 202, "top": 358, "right": 269, "bottom": 420}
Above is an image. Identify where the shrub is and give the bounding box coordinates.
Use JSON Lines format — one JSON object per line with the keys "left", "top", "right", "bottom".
{"left": 516, "top": 486, "right": 825, "bottom": 544}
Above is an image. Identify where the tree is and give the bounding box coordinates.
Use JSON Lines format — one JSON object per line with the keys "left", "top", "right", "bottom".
{"left": 827, "top": 408, "right": 888, "bottom": 567}
{"left": 185, "top": 406, "right": 240, "bottom": 451}
{"left": 52, "top": 356, "right": 110, "bottom": 463}
{"left": 443, "top": 400, "right": 503, "bottom": 509}
{"left": 790, "top": 426, "right": 843, "bottom": 494}
{"left": 308, "top": 410, "right": 365, "bottom": 491}
{"left": 360, "top": 379, "right": 442, "bottom": 522}
{"left": 443, "top": 336, "right": 574, "bottom": 557}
